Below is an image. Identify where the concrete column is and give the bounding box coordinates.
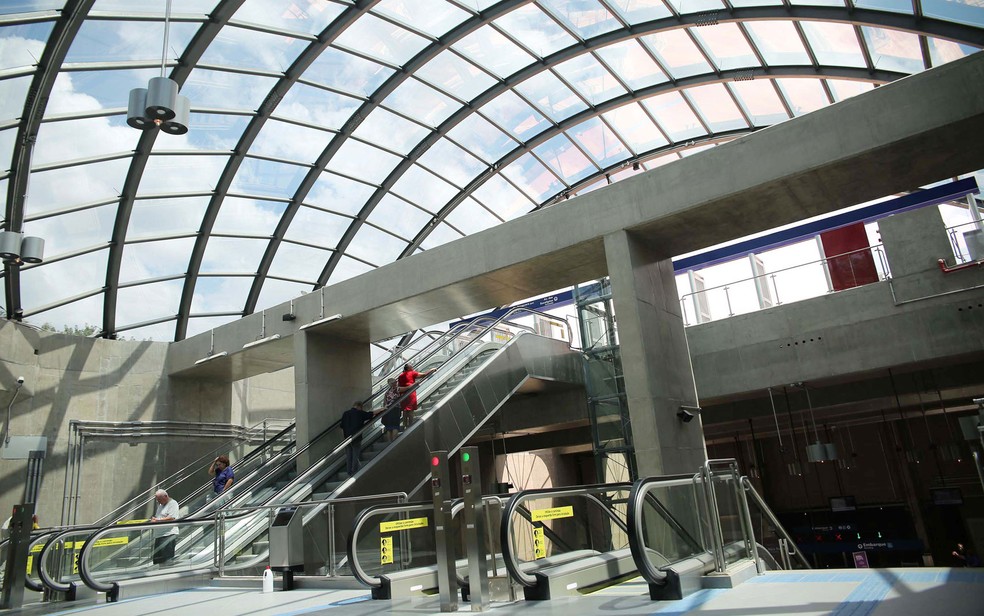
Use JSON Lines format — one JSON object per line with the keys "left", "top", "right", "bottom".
{"left": 604, "top": 230, "right": 707, "bottom": 476}
{"left": 293, "top": 331, "right": 370, "bottom": 470}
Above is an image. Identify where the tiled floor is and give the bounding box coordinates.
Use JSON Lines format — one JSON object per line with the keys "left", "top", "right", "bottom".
{"left": 9, "top": 568, "right": 984, "bottom": 616}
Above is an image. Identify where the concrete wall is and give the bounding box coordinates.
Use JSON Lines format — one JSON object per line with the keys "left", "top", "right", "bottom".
{"left": 0, "top": 321, "right": 296, "bottom": 525}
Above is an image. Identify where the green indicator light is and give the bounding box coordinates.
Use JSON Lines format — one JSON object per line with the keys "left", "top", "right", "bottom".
{"left": 462, "top": 452, "right": 471, "bottom": 462}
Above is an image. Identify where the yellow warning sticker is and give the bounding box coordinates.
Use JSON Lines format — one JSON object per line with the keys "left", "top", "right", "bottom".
{"left": 532, "top": 526, "right": 546, "bottom": 559}
{"left": 26, "top": 555, "right": 33, "bottom": 574}
{"left": 72, "top": 552, "right": 79, "bottom": 574}
{"left": 30, "top": 544, "right": 44, "bottom": 553}
{"left": 380, "top": 536, "right": 393, "bottom": 565}
{"left": 380, "top": 517, "right": 428, "bottom": 533}
{"left": 92, "top": 536, "right": 129, "bottom": 548}
{"left": 530, "top": 506, "right": 573, "bottom": 522}
{"left": 116, "top": 518, "right": 148, "bottom": 525}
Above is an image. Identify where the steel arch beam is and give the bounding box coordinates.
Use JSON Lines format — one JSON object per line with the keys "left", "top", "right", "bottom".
{"left": 399, "top": 65, "right": 904, "bottom": 258}
{"left": 172, "top": 1, "right": 379, "bottom": 342}
{"left": 312, "top": 4, "right": 954, "bottom": 288}
{"left": 3, "top": 0, "right": 96, "bottom": 320}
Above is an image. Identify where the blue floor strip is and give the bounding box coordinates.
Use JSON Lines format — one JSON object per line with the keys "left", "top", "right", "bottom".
{"left": 650, "top": 589, "right": 727, "bottom": 615}
{"left": 275, "top": 594, "right": 372, "bottom": 616}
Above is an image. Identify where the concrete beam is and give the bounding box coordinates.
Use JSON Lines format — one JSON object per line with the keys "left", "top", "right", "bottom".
{"left": 168, "top": 53, "right": 984, "bottom": 378}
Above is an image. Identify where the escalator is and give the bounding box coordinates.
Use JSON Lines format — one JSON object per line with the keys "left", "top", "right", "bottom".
{"left": 65, "top": 308, "right": 582, "bottom": 601}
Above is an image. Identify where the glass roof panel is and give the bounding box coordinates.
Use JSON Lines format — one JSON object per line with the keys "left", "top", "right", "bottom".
{"left": 267, "top": 242, "right": 332, "bottom": 282}
{"left": 34, "top": 115, "right": 136, "bottom": 166}
{"left": 691, "top": 23, "right": 759, "bottom": 71}
{"left": 573, "top": 174, "right": 607, "bottom": 196}
{"left": 922, "top": 0, "right": 984, "bottom": 27}
{"left": 595, "top": 40, "right": 669, "bottom": 91}
{"left": 273, "top": 82, "right": 362, "bottom": 129}
{"left": 516, "top": 70, "right": 588, "bottom": 122}
{"left": 383, "top": 77, "right": 459, "bottom": 127}
{"left": 642, "top": 29, "right": 713, "bottom": 79}
{"left": 346, "top": 224, "right": 408, "bottom": 265}
{"left": 50, "top": 68, "right": 158, "bottom": 113}
{"left": 0, "top": 129, "right": 15, "bottom": 174}
{"left": 304, "top": 46, "right": 394, "bottom": 96}
{"left": 231, "top": 158, "right": 307, "bottom": 198}
{"left": 853, "top": 0, "right": 913, "bottom": 15}
{"left": 250, "top": 119, "right": 334, "bottom": 162}
{"left": 743, "top": 21, "right": 811, "bottom": 66}
{"left": 445, "top": 196, "right": 502, "bottom": 234}
{"left": 664, "top": 0, "right": 725, "bottom": 14}
{"left": 0, "top": 21, "right": 53, "bottom": 71}
{"left": 799, "top": 21, "right": 866, "bottom": 68}
{"left": 927, "top": 37, "right": 979, "bottom": 67}
{"left": 333, "top": 13, "right": 430, "bottom": 66}
{"left": 118, "top": 320, "right": 178, "bottom": 342}
{"left": 415, "top": 49, "right": 497, "bottom": 102}
{"left": 861, "top": 27, "right": 924, "bottom": 73}
{"left": 479, "top": 90, "right": 551, "bottom": 141}
{"left": 186, "top": 315, "right": 242, "bottom": 339}
{"left": 472, "top": 173, "right": 534, "bottom": 221}
{"left": 418, "top": 137, "right": 488, "bottom": 188}
{"left": 447, "top": 112, "right": 518, "bottom": 163}
{"left": 119, "top": 238, "right": 196, "bottom": 283}
{"left": 642, "top": 91, "right": 705, "bottom": 141}
{"left": 211, "top": 196, "right": 286, "bottom": 235}
{"left": 151, "top": 113, "right": 250, "bottom": 152}
{"left": 116, "top": 280, "right": 183, "bottom": 328}
{"left": 776, "top": 78, "right": 829, "bottom": 116}
{"left": 255, "top": 279, "right": 312, "bottom": 313}
{"left": 826, "top": 79, "right": 874, "bottom": 103}
{"left": 199, "top": 24, "right": 306, "bottom": 72}
{"left": 92, "top": 0, "right": 215, "bottom": 13}
{"left": 327, "top": 254, "right": 374, "bottom": 285}
{"left": 788, "top": 0, "right": 843, "bottom": 6}
{"left": 602, "top": 102, "right": 668, "bottom": 152}
{"left": 538, "top": 0, "right": 622, "bottom": 39}
{"left": 501, "top": 152, "right": 565, "bottom": 201}
{"left": 730, "top": 0, "right": 782, "bottom": 6}
{"left": 729, "top": 80, "right": 789, "bottom": 125}
{"left": 137, "top": 154, "right": 226, "bottom": 196}
{"left": 191, "top": 276, "right": 253, "bottom": 312}
{"left": 25, "top": 295, "right": 104, "bottom": 335}
{"left": 367, "top": 193, "right": 432, "bottom": 239}
{"left": 605, "top": 0, "right": 673, "bottom": 23}
{"left": 306, "top": 170, "right": 377, "bottom": 216}
{"left": 353, "top": 106, "right": 431, "bottom": 155}
{"left": 373, "top": 0, "right": 471, "bottom": 38}
{"left": 554, "top": 54, "right": 628, "bottom": 106}
{"left": 27, "top": 203, "right": 114, "bottom": 258}
{"left": 231, "top": 0, "right": 348, "bottom": 35}
{"left": 685, "top": 83, "right": 747, "bottom": 132}
{"left": 182, "top": 68, "right": 279, "bottom": 111}
{"left": 420, "top": 221, "right": 464, "bottom": 250}
{"left": 65, "top": 20, "right": 197, "bottom": 64}
{"left": 1, "top": 1, "right": 65, "bottom": 13}
{"left": 26, "top": 157, "right": 131, "bottom": 216}
{"left": 325, "top": 139, "right": 402, "bottom": 184}
{"left": 0, "top": 76, "right": 31, "bottom": 125}
{"left": 567, "top": 117, "right": 631, "bottom": 167}
{"left": 283, "top": 204, "right": 352, "bottom": 248}
{"left": 453, "top": 24, "right": 537, "bottom": 79}
{"left": 21, "top": 250, "right": 106, "bottom": 312}
{"left": 534, "top": 133, "right": 597, "bottom": 185}
{"left": 493, "top": 3, "right": 578, "bottom": 57}
{"left": 391, "top": 164, "right": 460, "bottom": 213}
{"left": 127, "top": 197, "right": 210, "bottom": 240}
{"left": 200, "top": 237, "right": 267, "bottom": 273}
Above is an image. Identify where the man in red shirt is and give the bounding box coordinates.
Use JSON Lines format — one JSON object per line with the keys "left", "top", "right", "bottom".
{"left": 398, "top": 363, "right": 436, "bottom": 430}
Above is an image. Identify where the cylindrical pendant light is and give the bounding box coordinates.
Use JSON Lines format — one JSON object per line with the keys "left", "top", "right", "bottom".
{"left": 145, "top": 76, "right": 179, "bottom": 121}
{"left": 19, "top": 236, "right": 45, "bottom": 264}
{"left": 161, "top": 94, "right": 190, "bottom": 135}
{"left": 0, "top": 231, "right": 22, "bottom": 259}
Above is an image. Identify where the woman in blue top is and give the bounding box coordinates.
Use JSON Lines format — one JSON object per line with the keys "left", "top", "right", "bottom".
{"left": 208, "top": 455, "right": 234, "bottom": 499}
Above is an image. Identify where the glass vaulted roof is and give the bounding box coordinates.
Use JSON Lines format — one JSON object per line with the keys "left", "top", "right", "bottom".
{"left": 1, "top": 0, "right": 982, "bottom": 341}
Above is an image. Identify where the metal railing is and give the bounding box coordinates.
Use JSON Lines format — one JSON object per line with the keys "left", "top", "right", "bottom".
{"left": 946, "top": 218, "right": 984, "bottom": 264}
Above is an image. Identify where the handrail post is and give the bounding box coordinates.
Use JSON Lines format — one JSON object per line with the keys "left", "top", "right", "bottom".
{"left": 327, "top": 502, "right": 335, "bottom": 577}
{"left": 734, "top": 471, "right": 761, "bottom": 574}
{"left": 217, "top": 512, "right": 225, "bottom": 578}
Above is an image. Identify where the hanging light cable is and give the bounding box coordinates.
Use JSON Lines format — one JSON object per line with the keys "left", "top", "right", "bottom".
{"left": 127, "top": 0, "right": 189, "bottom": 134}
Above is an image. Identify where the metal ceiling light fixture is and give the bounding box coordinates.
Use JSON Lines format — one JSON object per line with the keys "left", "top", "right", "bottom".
{"left": 0, "top": 231, "right": 45, "bottom": 265}
{"left": 127, "top": 0, "right": 189, "bottom": 135}
{"left": 798, "top": 383, "right": 838, "bottom": 463}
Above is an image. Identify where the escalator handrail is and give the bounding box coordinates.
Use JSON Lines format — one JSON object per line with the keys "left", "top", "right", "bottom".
{"left": 626, "top": 475, "right": 711, "bottom": 587}
{"left": 739, "top": 476, "right": 810, "bottom": 569}
{"left": 10, "top": 528, "right": 63, "bottom": 593}
{"left": 348, "top": 499, "right": 435, "bottom": 588}
{"left": 36, "top": 524, "right": 104, "bottom": 594}
{"left": 370, "top": 328, "right": 465, "bottom": 379}
{"left": 500, "top": 482, "right": 633, "bottom": 587}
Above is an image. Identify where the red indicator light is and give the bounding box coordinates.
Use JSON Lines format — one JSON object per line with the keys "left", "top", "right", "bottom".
{"left": 431, "top": 456, "right": 440, "bottom": 467}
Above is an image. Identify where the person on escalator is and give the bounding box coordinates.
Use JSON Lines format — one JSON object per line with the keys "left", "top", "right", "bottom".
{"left": 150, "top": 489, "right": 179, "bottom": 565}
{"left": 208, "top": 455, "right": 234, "bottom": 502}
{"left": 341, "top": 401, "right": 375, "bottom": 475}
{"left": 382, "top": 378, "right": 402, "bottom": 442}
{"left": 398, "top": 363, "right": 436, "bottom": 431}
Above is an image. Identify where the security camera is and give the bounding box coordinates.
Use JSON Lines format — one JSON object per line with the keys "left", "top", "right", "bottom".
{"left": 16, "top": 376, "right": 24, "bottom": 385}
{"left": 677, "top": 405, "right": 701, "bottom": 423}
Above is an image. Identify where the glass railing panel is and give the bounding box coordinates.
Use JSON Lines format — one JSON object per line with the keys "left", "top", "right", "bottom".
{"left": 707, "top": 471, "right": 748, "bottom": 566}
{"left": 38, "top": 528, "right": 97, "bottom": 593}
{"left": 351, "top": 506, "right": 440, "bottom": 581}
{"left": 634, "top": 481, "right": 706, "bottom": 567}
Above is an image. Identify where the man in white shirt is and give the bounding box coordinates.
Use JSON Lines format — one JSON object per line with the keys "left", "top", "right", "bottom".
{"left": 150, "top": 489, "right": 179, "bottom": 565}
